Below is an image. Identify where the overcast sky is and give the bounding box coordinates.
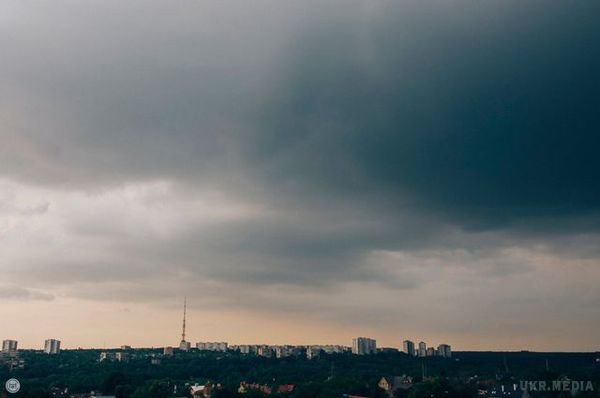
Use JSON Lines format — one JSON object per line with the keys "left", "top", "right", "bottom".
{"left": 1, "top": 0, "right": 599, "bottom": 351}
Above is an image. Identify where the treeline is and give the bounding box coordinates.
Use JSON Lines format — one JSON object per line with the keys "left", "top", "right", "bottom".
{"left": 2, "top": 350, "right": 599, "bottom": 398}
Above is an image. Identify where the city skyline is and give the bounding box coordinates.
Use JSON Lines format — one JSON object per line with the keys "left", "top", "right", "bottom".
{"left": 2, "top": 302, "right": 454, "bottom": 352}
{"left": 1, "top": 300, "right": 446, "bottom": 353}
{"left": 1, "top": 0, "right": 600, "bottom": 352}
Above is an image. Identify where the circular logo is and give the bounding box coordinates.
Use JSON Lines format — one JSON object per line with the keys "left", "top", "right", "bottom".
{"left": 5, "top": 378, "right": 20, "bottom": 394}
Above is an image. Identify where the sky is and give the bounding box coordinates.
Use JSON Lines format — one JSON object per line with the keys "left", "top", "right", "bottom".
{"left": 1, "top": 0, "right": 600, "bottom": 351}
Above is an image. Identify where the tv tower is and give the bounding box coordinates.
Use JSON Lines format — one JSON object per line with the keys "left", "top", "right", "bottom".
{"left": 179, "top": 296, "right": 191, "bottom": 351}
{"left": 182, "top": 296, "right": 187, "bottom": 342}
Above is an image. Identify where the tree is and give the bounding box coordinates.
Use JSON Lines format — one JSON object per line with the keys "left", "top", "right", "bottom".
{"left": 102, "top": 372, "right": 129, "bottom": 395}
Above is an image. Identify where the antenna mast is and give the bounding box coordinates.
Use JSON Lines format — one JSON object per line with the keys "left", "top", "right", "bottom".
{"left": 181, "top": 296, "right": 187, "bottom": 342}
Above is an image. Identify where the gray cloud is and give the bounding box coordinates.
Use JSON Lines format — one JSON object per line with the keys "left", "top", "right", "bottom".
{"left": 3, "top": 1, "right": 599, "bottom": 226}
{"left": 1, "top": 0, "right": 599, "bottom": 349}
{"left": 0, "top": 286, "right": 54, "bottom": 301}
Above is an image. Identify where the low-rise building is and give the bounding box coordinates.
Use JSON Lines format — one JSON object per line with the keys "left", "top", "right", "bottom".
{"left": 276, "top": 385, "right": 295, "bottom": 394}
{"left": 196, "top": 342, "right": 228, "bottom": 352}
{"left": 191, "top": 383, "right": 221, "bottom": 398}
{"left": 237, "top": 345, "right": 258, "bottom": 354}
{"left": 151, "top": 358, "right": 161, "bottom": 365}
{"left": 115, "top": 352, "right": 130, "bottom": 362}
{"left": 99, "top": 351, "right": 129, "bottom": 362}
{"left": 275, "top": 345, "right": 293, "bottom": 358}
{"left": 0, "top": 353, "right": 25, "bottom": 370}
{"left": 239, "top": 382, "right": 269, "bottom": 395}
{"left": 99, "top": 352, "right": 114, "bottom": 361}
{"left": 306, "top": 346, "right": 321, "bottom": 360}
{"left": 179, "top": 340, "right": 191, "bottom": 351}
{"left": 257, "top": 345, "right": 273, "bottom": 358}
{"left": 378, "top": 376, "right": 413, "bottom": 396}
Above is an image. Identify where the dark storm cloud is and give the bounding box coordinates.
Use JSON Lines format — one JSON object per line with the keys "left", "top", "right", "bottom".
{"left": 249, "top": 1, "right": 600, "bottom": 230}
{"left": 3, "top": 0, "right": 599, "bottom": 231}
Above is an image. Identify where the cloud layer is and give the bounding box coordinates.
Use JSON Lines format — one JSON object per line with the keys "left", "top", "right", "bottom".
{"left": 1, "top": 0, "right": 599, "bottom": 350}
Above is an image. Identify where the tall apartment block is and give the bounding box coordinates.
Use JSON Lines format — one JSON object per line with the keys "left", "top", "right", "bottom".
{"left": 44, "top": 339, "right": 61, "bottom": 354}
{"left": 437, "top": 344, "right": 452, "bottom": 358}
{"left": 418, "top": 341, "right": 427, "bottom": 357}
{"left": 402, "top": 340, "right": 415, "bottom": 356}
{"left": 2, "top": 340, "right": 18, "bottom": 354}
{"left": 352, "top": 337, "right": 377, "bottom": 355}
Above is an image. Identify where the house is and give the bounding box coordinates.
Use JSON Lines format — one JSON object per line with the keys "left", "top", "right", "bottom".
{"left": 239, "top": 382, "right": 271, "bottom": 394}
{"left": 276, "top": 385, "right": 295, "bottom": 394}
{"left": 191, "top": 383, "right": 221, "bottom": 398}
{"left": 378, "top": 376, "right": 413, "bottom": 395}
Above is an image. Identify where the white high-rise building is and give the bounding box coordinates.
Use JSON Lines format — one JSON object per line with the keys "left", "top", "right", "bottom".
{"left": 402, "top": 340, "right": 415, "bottom": 356}
{"left": 437, "top": 344, "right": 452, "bottom": 358}
{"left": 2, "top": 340, "right": 18, "bottom": 354}
{"left": 44, "top": 339, "right": 61, "bottom": 354}
{"left": 418, "top": 341, "right": 427, "bottom": 357}
{"left": 352, "top": 337, "right": 377, "bottom": 355}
